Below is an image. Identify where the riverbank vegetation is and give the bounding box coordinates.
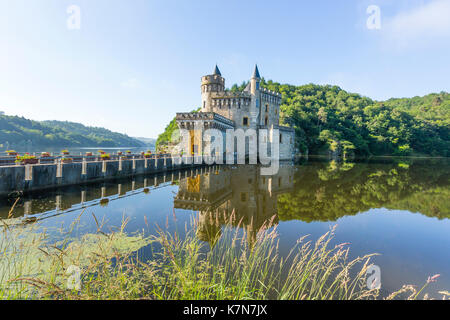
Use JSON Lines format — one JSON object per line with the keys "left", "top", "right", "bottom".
{"left": 158, "top": 82, "right": 449, "bottom": 157}
{"left": 261, "top": 81, "right": 449, "bottom": 157}
{"left": 0, "top": 213, "right": 446, "bottom": 300}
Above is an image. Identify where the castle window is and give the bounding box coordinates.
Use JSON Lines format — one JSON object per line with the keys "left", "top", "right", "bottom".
{"left": 265, "top": 104, "right": 269, "bottom": 112}
{"left": 280, "top": 134, "right": 283, "bottom": 143}
{"left": 265, "top": 116, "right": 268, "bottom": 126}
{"left": 203, "top": 101, "right": 206, "bottom": 109}
{"left": 240, "top": 193, "right": 247, "bottom": 202}
{"left": 275, "top": 108, "right": 278, "bottom": 115}
{"left": 243, "top": 117, "right": 249, "bottom": 126}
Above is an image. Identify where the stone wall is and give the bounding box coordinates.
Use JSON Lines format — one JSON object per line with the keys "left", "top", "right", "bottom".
{"left": 0, "top": 156, "right": 200, "bottom": 196}
{"left": 279, "top": 127, "right": 296, "bottom": 160}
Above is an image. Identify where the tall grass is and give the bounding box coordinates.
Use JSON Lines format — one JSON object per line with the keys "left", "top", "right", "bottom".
{"left": 0, "top": 211, "right": 447, "bottom": 300}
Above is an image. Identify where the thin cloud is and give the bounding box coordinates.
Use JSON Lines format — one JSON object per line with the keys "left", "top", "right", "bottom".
{"left": 121, "top": 78, "right": 140, "bottom": 89}
{"left": 382, "top": 0, "right": 450, "bottom": 49}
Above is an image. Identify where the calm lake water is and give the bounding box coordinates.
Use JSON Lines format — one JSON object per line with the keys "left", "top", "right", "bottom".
{"left": 1, "top": 157, "right": 449, "bottom": 298}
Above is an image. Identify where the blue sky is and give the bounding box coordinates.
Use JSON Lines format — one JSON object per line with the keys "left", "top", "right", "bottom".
{"left": 0, "top": 0, "right": 449, "bottom": 138}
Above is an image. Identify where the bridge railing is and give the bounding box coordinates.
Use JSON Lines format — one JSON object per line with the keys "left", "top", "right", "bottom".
{"left": 0, "top": 154, "right": 213, "bottom": 196}
{"left": 0, "top": 152, "right": 173, "bottom": 167}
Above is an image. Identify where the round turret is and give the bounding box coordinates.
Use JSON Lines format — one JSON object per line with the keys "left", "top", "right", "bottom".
{"left": 201, "top": 65, "right": 225, "bottom": 111}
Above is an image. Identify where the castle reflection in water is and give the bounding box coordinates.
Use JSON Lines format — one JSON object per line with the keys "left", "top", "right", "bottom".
{"left": 174, "top": 164, "right": 295, "bottom": 246}
{"left": 2, "top": 158, "right": 449, "bottom": 245}
{"left": 0, "top": 165, "right": 295, "bottom": 245}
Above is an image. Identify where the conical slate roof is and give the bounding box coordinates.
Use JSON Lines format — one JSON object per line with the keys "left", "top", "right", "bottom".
{"left": 253, "top": 65, "right": 261, "bottom": 78}
{"left": 213, "top": 65, "right": 221, "bottom": 76}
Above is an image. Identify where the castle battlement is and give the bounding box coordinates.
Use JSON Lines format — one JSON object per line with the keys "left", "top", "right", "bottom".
{"left": 174, "top": 64, "right": 295, "bottom": 160}
{"left": 210, "top": 91, "right": 251, "bottom": 98}
{"left": 201, "top": 75, "right": 225, "bottom": 85}
{"left": 261, "top": 87, "right": 282, "bottom": 97}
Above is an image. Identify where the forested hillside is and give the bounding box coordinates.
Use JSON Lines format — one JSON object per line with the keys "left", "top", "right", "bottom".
{"left": 156, "top": 108, "right": 200, "bottom": 150}
{"left": 258, "top": 80, "right": 448, "bottom": 157}
{"left": 0, "top": 115, "right": 145, "bottom": 149}
{"left": 158, "top": 80, "right": 449, "bottom": 157}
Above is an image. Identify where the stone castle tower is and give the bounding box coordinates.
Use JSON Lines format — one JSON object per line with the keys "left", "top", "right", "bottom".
{"left": 200, "top": 65, "right": 282, "bottom": 130}
{"left": 176, "top": 65, "right": 295, "bottom": 160}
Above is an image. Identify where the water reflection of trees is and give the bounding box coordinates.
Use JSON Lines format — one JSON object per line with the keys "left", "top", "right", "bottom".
{"left": 173, "top": 159, "right": 449, "bottom": 245}
{"left": 2, "top": 159, "right": 447, "bottom": 242}
{"left": 278, "top": 159, "right": 449, "bottom": 222}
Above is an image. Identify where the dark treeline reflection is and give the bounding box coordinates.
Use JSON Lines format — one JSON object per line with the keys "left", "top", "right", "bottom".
{"left": 173, "top": 158, "right": 448, "bottom": 245}
{"left": 278, "top": 157, "right": 449, "bottom": 222}
{"left": 1, "top": 159, "right": 448, "bottom": 239}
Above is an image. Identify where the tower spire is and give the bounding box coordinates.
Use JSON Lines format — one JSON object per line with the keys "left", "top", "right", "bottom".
{"left": 213, "top": 64, "right": 221, "bottom": 76}
{"left": 252, "top": 64, "right": 260, "bottom": 79}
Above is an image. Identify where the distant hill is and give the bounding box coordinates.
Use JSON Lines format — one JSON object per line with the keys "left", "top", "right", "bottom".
{"left": 157, "top": 81, "right": 449, "bottom": 157}
{"left": 0, "top": 115, "right": 145, "bottom": 149}
{"left": 134, "top": 137, "right": 156, "bottom": 147}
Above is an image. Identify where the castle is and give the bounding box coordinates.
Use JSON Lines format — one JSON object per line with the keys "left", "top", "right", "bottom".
{"left": 174, "top": 164, "right": 295, "bottom": 246}
{"left": 175, "top": 65, "right": 295, "bottom": 161}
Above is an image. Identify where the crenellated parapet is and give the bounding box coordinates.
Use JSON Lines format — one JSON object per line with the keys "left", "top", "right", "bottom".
{"left": 210, "top": 91, "right": 252, "bottom": 109}
{"left": 211, "top": 91, "right": 251, "bottom": 98}
{"left": 177, "top": 64, "right": 296, "bottom": 160}
{"left": 201, "top": 74, "right": 225, "bottom": 93}
{"left": 261, "top": 87, "right": 282, "bottom": 105}
{"left": 176, "top": 112, "right": 235, "bottom": 130}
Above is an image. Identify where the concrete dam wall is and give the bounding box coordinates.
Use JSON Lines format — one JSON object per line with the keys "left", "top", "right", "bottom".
{"left": 0, "top": 156, "right": 205, "bottom": 196}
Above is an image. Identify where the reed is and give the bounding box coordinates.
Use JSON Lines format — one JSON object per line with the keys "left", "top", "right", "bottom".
{"left": 0, "top": 212, "right": 446, "bottom": 300}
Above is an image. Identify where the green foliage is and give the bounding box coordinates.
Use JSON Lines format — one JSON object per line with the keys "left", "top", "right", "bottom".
{"left": 1, "top": 216, "right": 443, "bottom": 300}
{"left": 14, "top": 154, "right": 37, "bottom": 163}
{"left": 156, "top": 108, "right": 200, "bottom": 150}
{"left": 0, "top": 115, "right": 145, "bottom": 148}
{"left": 277, "top": 158, "right": 450, "bottom": 222}
{"left": 229, "top": 81, "right": 249, "bottom": 92}
{"left": 0, "top": 217, "right": 379, "bottom": 300}
{"left": 158, "top": 81, "right": 449, "bottom": 156}
{"left": 258, "top": 80, "right": 449, "bottom": 156}
{"left": 155, "top": 118, "right": 178, "bottom": 151}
